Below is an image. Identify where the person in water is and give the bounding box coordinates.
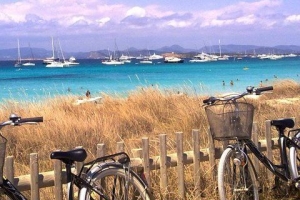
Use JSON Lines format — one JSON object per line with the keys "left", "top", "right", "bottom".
{"left": 86, "top": 90, "right": 91, "bottom": 98}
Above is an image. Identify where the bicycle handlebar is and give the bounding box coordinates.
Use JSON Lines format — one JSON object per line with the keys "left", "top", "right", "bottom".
{"left": 0, "top": 114, "right": 43, "bottom": 129}
{"left": 255, "top": 86, "right": 273, "bottom": 94}
{"left": 203, "top": 85, "right": 273, "bottom": 105}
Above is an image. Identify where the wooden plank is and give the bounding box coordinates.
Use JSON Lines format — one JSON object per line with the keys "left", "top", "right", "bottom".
{"left": 53, "top": 159, "right": 63, "bottom": 200}
{"left": 5, "top": 156, "right": 14, "bottom": 184}
{"left": 159, "top": 134, "right": 168, "bottom": 196}
{"left": 208, "top": 128, "right": 216, "bottom": 178}
{"left": 192, "top": 129, "right": 201, "bottom": 199}
{"left": 97, "top": 144, "right": 105, "bottom": 157}
{"left": 265, "top": 120, "right": 273, "bottom": 185}
{"left": 30, "top": 153, "right": 40, "bottom": 200}
{"left": 142, "top": 137, "right": 151, "bottom": 187}
{"left": 117, "top": 141, "right": 124, "bottom": 153}
{"left": 176, "top": 132, "right": 185, "bottom": 199}
{"left": 252, "top": 122, "right": 260, "bottom": 175}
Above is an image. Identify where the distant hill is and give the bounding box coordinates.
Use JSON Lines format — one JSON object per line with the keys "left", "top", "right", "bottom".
{"left": 0, "top": 44, "right": 299, "bottom": 60}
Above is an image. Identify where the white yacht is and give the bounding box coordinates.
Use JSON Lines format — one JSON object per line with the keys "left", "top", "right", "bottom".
{"left": 102, "top": 55, "right": 124, "bottom": 65}
{"left": 189, "top": 52, "right": 215, "bottom": 63}
{"left": 149, "top": 53, "right": 163, "bottom": 60}
{"left": 64, "top": 56, "right": 79, "bottom": 65}
{"left": 164, "top": 56, "right": 184, "bottom": 63}
{"left": 46, "top": 61, "right": 65, "bottom": 68}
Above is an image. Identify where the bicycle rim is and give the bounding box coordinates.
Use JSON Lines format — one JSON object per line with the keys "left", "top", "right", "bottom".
{"left": 290, "top": 146, "right": 299, "bottom": 180}
{"left": 218, "top": 147, "right": 259, "bottom": 200}
{"left": 79, "top": 166, "right": 152, "bottom": 200}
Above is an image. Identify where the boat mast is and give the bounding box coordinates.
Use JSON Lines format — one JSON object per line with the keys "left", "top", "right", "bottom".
{"left": 58, "top": 39, "right": 65, "bottom": 62}
{"left": 219, "top": 39, "right": 221, "bottom": 57}
{"left": 17, "top": 39, "right": 21, "bottom": 63}
{"left": 51, "top": 36, "right": 55, "bottom": 59}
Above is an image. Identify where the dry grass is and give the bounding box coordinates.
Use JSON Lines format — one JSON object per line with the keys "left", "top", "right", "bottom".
{"left": 1, "top": 80, "right": 300, "bottom": 199}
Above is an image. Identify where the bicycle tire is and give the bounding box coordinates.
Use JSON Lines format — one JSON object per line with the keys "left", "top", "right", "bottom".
{"left": 218, "top": 147, "right": 259, "bottom": 200}
{"left": 79, "top": 164, "right": 153, "bottom": 200}
{"left": 289, "top": 146, "right": 299, "bottom": 180}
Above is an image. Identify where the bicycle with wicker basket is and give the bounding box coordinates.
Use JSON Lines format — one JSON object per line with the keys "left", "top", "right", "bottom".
{"left": 203, "top": 86, "right": 300, "bottom": 199}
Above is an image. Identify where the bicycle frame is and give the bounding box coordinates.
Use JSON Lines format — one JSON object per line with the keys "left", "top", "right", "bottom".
{"left": 1, "top": 177, "right": 26, "bottom": 200}
{"left": 238, "top": 135, "right": 300, "bottom": 184}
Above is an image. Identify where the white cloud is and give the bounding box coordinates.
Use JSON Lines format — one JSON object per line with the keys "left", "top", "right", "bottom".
{"left": 96, "top": 17, "right": 111, "bottom": 27}
{"left": 236, "top": 15, "right": 256, "bottom": 25}
{"left": 0, "top": 0, "right": 299, "bottom": 51}
{"left": 198, "top": 0, "right": 282, "bottom": 28}
{"left": 0, "top": 12, "right": 11, "bottom": 22}
{"left": 166, "top": 20, "right": 192, "bottom": 28}
{"left": 126, "top": 7, "right": 146, "bottom": 18}
{"left": 285, "top": 15, "right": 300, "bottom": 23}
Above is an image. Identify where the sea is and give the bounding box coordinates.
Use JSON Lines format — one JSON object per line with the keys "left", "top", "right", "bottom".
{"left": 0, "top": 57, "right": 299, "bottom": 103}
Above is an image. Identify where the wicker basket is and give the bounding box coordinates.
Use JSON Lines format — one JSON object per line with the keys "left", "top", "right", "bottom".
{"left": 205, "top": 102, "right": 254, "bottom": 140}
{"left": 0, "top": 135, "right": 7, "bottom": 184}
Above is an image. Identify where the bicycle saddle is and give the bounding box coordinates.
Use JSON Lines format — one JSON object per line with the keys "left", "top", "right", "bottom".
{"left": 271, "top": 118, "right": 294, "bottom": 129}
{"left": 50, "top": 148, "right": 87, "bottom": 164}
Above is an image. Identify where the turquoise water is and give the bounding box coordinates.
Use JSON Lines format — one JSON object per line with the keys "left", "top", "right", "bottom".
{"left": 0, "top": 57, "right": 299, "bottom": 102}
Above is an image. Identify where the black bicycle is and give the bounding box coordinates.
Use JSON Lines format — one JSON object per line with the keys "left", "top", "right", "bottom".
{"left": 0, "top": 114, "right": 153, "bottom": 200}
{"left": 203, "top": 86, "right": 300, "bottom": 199}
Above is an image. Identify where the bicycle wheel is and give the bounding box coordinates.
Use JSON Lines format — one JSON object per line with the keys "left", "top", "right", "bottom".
{"left": 218, "top": 147, "right": 259, "bottom": 200}
{"left": 289, "top": 146, "right": 300, "bottom": 181}
{"left": 79, "top": 164, "right": 153, "bottom": 200}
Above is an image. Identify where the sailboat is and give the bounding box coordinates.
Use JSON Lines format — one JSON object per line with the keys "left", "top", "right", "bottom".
{"left": 14, "top": 39, "right": 22, "bottom": 67}
{"left": 46, "top": 38, "right": 66, "bottom": 68}
{"left": 43, "top": 37, "right": 58, "bottom": 64}
{"left": 22, "top": 43, "right": 35, "bottom": 66}
{"left": 102, "top": 40, "right": 124, "bottom": 65}
{"left": 217, "top": 39, "right": 229, "bottom": 61}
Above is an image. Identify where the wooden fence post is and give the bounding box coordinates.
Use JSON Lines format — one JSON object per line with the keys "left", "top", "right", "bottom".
{"left": 159, "top": 134, "right": 168, "bottom": 197}
{"left": 176, "top": 132, "right": 185, "bottom": 199}
{"left": 30, "top": 153, "right": 39, "bottom": 200}
{"left": 97, "top": 144, "right": 105, "bottom": 157}
{"left": 192, "top": 129, "right": 201, "bottom": 199}
{"left": 117, "top": 141, "right": 124, "bottom": 152}
{"left": 142, "top": 137, "right": 151, "bottom": 187}
{"left": 252, "top": 122, "right": 260, "bottom": 175}
{"left": 265, "top": 120, "right": 273, "bottom": 186}
{"left": 207, "top": 128, "right": 216, "bottom": 178}
{"left": 53, "top": 159, "right": 63, "bottom": 200}
{"left": 5, "top": 156, "right": 14, "bottom": 184}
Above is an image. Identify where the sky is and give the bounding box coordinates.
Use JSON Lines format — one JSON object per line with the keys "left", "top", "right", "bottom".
{"left": 0, "top": 0, "right": 300, "bottom": 52}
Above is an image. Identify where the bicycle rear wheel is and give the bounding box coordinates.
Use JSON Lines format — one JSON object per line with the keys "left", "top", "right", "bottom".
{"left": 79, "top": 164, "right": 153, "bottom": 200}
{"left": 218, "top": 147, "right": 259, "bottom": 200}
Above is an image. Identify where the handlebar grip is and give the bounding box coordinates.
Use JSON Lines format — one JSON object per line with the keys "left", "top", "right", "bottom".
{"left": 203, "top": 98, "right": 210, "bottom": 104}
{"left": 203, "top": 97, "right": 217, "bottom": 104}
{"left": 256, "top": 86, "right": 273, "bottom": 94}
{"left": 18, "top": 117, "right": 43, "bottom": 123}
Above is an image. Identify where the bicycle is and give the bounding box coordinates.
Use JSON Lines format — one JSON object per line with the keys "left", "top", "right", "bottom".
{"left": 203, "top": 85, "right": 300, "bottom": 199}
{"left": 0, "top": 114, "right": 153, "bottom": 200}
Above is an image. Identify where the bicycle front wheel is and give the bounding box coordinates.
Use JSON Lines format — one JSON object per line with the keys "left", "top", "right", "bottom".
{"left": 79, "top": 164, "right": 153, "bottom": 200}
{"left": 289, "top": 146, "right": 300, "bottom": 180}
{"left": 218, "top": 147, "right": 259, "bottom": 200}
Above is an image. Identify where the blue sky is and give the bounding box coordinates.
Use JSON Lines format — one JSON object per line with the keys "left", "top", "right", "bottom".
{"left": 0, "top": 0, "right": 299, "bottom": 52}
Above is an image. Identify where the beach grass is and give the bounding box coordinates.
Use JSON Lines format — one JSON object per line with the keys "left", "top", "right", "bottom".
{"left": 1, "top": 80, "right": 300, "bottom": 199}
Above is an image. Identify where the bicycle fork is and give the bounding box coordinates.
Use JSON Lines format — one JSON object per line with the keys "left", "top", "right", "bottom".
{"left": 231, "top": 143, "right": 252, "bottom": 194}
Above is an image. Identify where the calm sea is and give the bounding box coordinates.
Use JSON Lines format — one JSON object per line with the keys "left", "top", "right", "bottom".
{"left": 0, "top": 57, "right": 299, "bottom": 102}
